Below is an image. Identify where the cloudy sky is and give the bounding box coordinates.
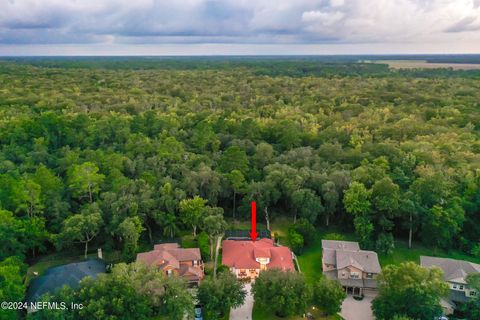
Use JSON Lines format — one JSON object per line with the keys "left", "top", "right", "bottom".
{"left": 1, "top": 0, "right": 480, "bottom": 55}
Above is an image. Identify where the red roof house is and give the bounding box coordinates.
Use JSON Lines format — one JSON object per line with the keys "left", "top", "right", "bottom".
{"left": 136, "top": 243, "right": 204, "bottom": 284}
{"left": 222, "top": 238, "right": 295, "bottom": 279}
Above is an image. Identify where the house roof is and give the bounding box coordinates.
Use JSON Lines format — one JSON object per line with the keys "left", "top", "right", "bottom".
{"left": 322, "top": 240, "right": 360, "bottom": 251}
{"left": 26, "top": 259, "right": 106, "bottom": 303}
{"left": 322, "top": 240, "right": 381, "bottom": 274}
{"left": 420, "top": 256, "right": 480, "bottom": 283}
{"left": 222, "top": 238, "right": 295, "bottom": 271}
{"left": 137, "top": 243, "right": 202, "bottom": 268}
{"left": 336, "top": 250, "right": 381, "bottom": 273}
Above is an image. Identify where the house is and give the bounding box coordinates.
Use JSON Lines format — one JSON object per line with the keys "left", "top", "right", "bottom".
{"left": 322, "top": 240, "right": 381, "bottom": 296}
{"left": 222, "top": 238, "right": 295, "bottom": 279}
{"left": 136, "top": 243, "right": 204, "bottom": 284}
{"left": 421, "top": 256, "right": 480, "bottom": 313}
{"left": 26, "top": 259, "right": 106, "bottom": 312}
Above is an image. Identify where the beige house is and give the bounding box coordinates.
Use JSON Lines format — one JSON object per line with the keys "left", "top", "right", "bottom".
{"left": 322, "top": 240, "right": 381, "bottom": 296}
{"left": 136, "top": 243, "right": 204, "bottom": 285}
{"left": 421, "top": 256, "right": 480, "bottom": 313}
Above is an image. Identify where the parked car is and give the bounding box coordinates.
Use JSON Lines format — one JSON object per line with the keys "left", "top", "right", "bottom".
{"left": 194, "top": 304, "right": 203, "bottom": 320}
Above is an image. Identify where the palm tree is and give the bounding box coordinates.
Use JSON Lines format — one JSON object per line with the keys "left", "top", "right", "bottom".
{"left": 162, "top": 213, "right": 179, "bottom": 238}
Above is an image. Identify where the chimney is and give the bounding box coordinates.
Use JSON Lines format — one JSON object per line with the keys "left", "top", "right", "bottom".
{"left": 98, "top": 248, "right": 103, "bottom": 260}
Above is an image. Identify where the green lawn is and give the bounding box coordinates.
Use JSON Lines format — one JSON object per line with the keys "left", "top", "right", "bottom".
{"left": 253, "top": 303, "right": 342, "bottom": 320}
{"left": 378, "top": 239, "right": 480, "bottom": 267}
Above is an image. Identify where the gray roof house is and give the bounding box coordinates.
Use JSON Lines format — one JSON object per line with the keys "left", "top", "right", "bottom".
{"left": 322, "top": 240, "right": 381, "bottom": 296}
{"left": 421, "top": 256, "right": 480, "bottom": 310}
{"left": 26, "top": 259, "right": 106, "bottom": 312}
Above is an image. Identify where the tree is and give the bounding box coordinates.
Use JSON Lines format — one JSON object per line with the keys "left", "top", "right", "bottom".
{"left": 31, "top": 262, "right": 193, "bottom": 320}
{"left": 161, "top": 212, "right": 180, "bottom": 238}
{"left": 421, "top": 198, "right": 465, "bottom": 249}
{"left": 371, "top": 177, "right": 400, "bottom": 233}
{"left": 246, "top": 180, "right": 280, "bottom": 230}
{"left": 33, "top": 164, "right": 67, "bottom": 232}
{"left": 312, "top": 277, "right": 346, "bottom": 315}
{"left": 344, "top": 182, "right": 371, "bottom": 216}
{"left": 110, "top": 262, "right": 192, "bottom": 320}
{"left": 201, "top": 207, "right": 227, "bottom": 277}
{"left": 372, "top": 262, "right": 449, "bottom": 320}
{"left": 57, "top": 203, "right": 103, "bottom": 258}
{"left": 0, "top": 210, "right": 26, "bottom": 260}
{"left": 292, "top": 218, "right": 315, "bottom": 245}
{"left": 190, "top": 121, "right": 220, "bottom": 152}
{"left": 68, "top": 162, "right": 105, "bottom": 203}
{"left": 18, "top": 177, "right": 43, "bottom": 218}
{"left": 179, "top": 196, "right": 207, "bottom": 237}
{"left": 225, "top": 169, "right": 245, "bottom": 219}
{"left": 22, "top": 216, "right": 49, "bottom": 258}
{"left": 287, "top": 226, "right": 304, "bottom": 254}
{"left": 291, "top": 188, "right": 323, "bottom": 223}
{"left": 460, "top": 273, "right": 480, "bottom": 319}
{"left": 253, "top": 142, "right": 274, "bottom": 169}
{"left": 321, "top": 181, "right": 339, "bottom": 226}
{"left": 398, "top": 191, "right": 419, "bottom": 249}
{"left": 117, "top": 216, "right": 144, "bottom": 261}
{"left": 219, "top": 146, "right": 249, "bottom": 175}
{"left": 197, "top": 271, "right": 246, "bottom": 319}
{"left": 0, "top": 257, "right": 27, "bottom": 320}
{"left": 252, "top": 269, "right": 310, "bottom": 318}
{"left": 344, "top": 182, "right": 373, "bottom": 247}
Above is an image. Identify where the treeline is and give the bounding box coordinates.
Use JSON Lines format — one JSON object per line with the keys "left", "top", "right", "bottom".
{"left": 0, "top": 60, "right": 479, "bottom": 318}
{"left": 3, "top": 57, "right": 480, "bottom": 78}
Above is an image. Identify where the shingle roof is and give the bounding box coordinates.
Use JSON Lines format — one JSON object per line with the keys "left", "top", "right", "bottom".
{"left": 137, "top": 243, "right": 202, "bottom": 267}
{"left": 26, "top": 259, "right": 106, "bottom": 303}
{"left": 322, "top": 240, "right": 381, "bottom": 274}
{"left": 336, "top": 250, "right": 381, "bottom": 273}
{"left": 222, "top": 238, "right": 295, "bottom": 271}
{"left": 322, "top": 240, "right": 360, "bottom": 251}
{"left": 420, "top": 256, "right": 480, "bottom": 283}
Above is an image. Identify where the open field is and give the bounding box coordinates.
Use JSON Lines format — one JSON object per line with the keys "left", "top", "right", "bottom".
{"left": 373, "top": 59, "right": 480, "bottom": 70}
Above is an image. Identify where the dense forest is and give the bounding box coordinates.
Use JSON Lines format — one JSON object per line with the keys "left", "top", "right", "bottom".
{"left": 0, "top": 58, "right": 480, "bottom": 319}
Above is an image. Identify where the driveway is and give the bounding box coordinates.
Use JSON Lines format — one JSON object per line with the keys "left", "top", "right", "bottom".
{"left": 340, "top": 295, "right": 375, "bottom": 320}
{"left": 230, "top": 283, "right": 253, "bottom": 320}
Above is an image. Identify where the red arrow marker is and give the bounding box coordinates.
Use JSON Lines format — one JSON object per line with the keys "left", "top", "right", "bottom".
{"left": 250, "top": 201, "right": 258, "bottom": 241}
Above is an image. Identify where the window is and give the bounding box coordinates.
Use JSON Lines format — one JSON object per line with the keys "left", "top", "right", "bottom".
{"left": 193, "top": 260, "right": 198, "bottom": 266}
{"left": 350, "top": 272, "right": 360, "bottom": 279}
{"left": 470, "top": 290, "right": 477, "bottom": 297}
{"left": 452, "top": 284, "right": 457, "bottom": 289}
{"left": 366, "top": 273, "right": 373, "bottom": 279}
{"left": 459, "top": 285, "right": 464, "bottom": 290}
{"left": 167, "top": 269, "right": 173, "bottom": 276}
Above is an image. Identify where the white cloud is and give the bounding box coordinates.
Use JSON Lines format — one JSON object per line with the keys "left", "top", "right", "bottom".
{"left": 330, "top": 0, "right": 345, "bottom": 8}
{"left": 0, "top": 0, "right": 479, "bottom": 53}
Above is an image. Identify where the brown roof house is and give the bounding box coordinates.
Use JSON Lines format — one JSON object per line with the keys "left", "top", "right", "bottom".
{"left": 136, "top": 243, "right": 204, "bottom": 285}
{"left": 222, "top": 238, "right": 295, "bottom": 280}
{"left": 322, "top": 240, "right": 381, "bottom": 297}
{"left": 421, "top": 256, "right": 480, "bottom": 314}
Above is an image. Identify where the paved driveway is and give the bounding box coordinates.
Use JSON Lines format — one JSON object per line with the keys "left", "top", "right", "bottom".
{"left": 230, "top": 283, "right": 253, "bottom": 320}
{"left": 340, "top": 295, "right": 374, "bottom": 320}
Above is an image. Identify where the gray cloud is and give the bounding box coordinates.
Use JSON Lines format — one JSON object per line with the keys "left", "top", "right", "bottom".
{"left": 0, "top": 0, "right": 479, "bottom": 53}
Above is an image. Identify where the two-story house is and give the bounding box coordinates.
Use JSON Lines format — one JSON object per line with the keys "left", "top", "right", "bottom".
{"left": 322, "top": 240, "right": 381, "bottom": 297}
{"left": 222, "top": 238, "right": 295, "bottom": 280}
{"left": 136, "top": 243, "right": 204, "bottom": 285}
{"left": 421, "top": 256, "right": 480, "bottom": 312}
